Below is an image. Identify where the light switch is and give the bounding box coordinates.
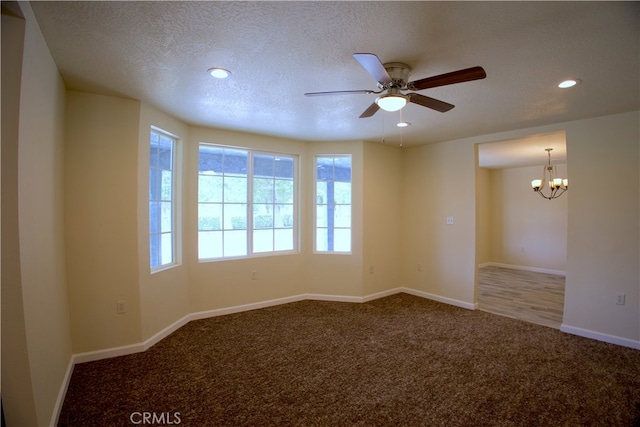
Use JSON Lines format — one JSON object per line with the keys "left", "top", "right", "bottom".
{"left": 446, "top": 216, "right": 454, "bottom": 225}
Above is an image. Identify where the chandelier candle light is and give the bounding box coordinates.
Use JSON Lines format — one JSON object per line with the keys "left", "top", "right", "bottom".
{"left": 531, "top": 148, "right": 568, "bottom": 200}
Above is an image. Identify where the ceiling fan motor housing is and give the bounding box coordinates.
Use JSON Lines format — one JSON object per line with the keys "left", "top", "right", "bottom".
{"left": 379, "top": 62, "right": 411, "bottom": 89}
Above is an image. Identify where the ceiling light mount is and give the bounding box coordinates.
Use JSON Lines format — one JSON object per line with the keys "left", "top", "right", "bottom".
{"left": 557, "top": 78, "right": 580, "bottom": 89}
{"left": 208, "top": 67, "right": 231, "bottom": 79}
{"left": 531, "top": 148, "right": 568, "bottom": 200}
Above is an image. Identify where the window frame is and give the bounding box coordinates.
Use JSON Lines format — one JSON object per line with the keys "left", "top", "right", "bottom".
{"left": 149, "top": 126, "right": 181, "bottom": 272}
{"left": 314, "top": 154, "right": 352, "bottom": 254}
{"left": 197, "top": 143, "right": 299, "bottom": 262}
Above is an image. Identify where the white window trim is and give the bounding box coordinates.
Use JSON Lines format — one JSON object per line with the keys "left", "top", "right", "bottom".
{"left": 197, "top": 143, "right": 299, "bottom": 262}
{"left": 150, "top": 126, "right": 182, "bottom": 273}
{"left": 313, "top": 154, "right": 352, "bottom": 255}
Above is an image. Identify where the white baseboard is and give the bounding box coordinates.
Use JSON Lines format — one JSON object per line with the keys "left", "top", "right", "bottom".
{"left": 560, "top": 324, "right": 640, "bottom": 350}
{"left": 479, "top": 262, "right": 566, "bottom": 276}
{"left": 50, "top": 356, "right": 75, "bottom": 427}
{"left": 306, "top": 288, "right": 404, "bottom": 303}
{"left": 362, "top": 288, "right": 403, "bottom": 302}
{"left": 400, "top": 287, "right": 478, "bottom": 310}
{"left": 189, "top": 294, "right": 307, "bottom": 321}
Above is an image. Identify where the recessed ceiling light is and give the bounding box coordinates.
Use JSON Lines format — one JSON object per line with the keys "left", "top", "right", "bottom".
{"left": 558, "top": 79, "right": 580, "bottom": 89}
{"left": 208, "top": 67, "right": 231, "bottom": 79}
{"left": 397, "top": 121, "right": 411, "bottom": 128}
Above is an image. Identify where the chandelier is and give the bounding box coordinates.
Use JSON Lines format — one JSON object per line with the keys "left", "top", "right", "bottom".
{"left": 531, "top": 148, "right": 568, "bottom": 200}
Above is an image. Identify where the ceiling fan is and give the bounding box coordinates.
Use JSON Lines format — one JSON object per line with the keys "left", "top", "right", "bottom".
{"left": 304, "top": 53, "right": 486, "bottom": 118}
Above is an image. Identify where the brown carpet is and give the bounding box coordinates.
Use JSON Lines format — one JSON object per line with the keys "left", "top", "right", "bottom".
{"left": 58, "top": 293, "right": 640, "bottom": 426}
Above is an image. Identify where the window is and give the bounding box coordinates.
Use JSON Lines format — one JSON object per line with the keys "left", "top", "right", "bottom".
{"left": 315, "top": 155, "right": 352, "bottom": 253}
{"left": 149, "top": 129, "right": 177, "bottom": 270}
{"left": 198, "top": 144, "right": 297, "bottom": 260}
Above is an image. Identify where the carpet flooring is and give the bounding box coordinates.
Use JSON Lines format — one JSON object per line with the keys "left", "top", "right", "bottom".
{"left": 58, "top": 293, "right": 640, "bottom": 426}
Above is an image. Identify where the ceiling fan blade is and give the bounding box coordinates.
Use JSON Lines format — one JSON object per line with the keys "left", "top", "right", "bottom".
{"left": 304, "top": 89, "right": 375, "bottom": 97}
{"left": 359, "top": 102, "right": 380, "bottom": 118}
{"left": 408, "top": 93, "right": 455, "bottom": 112}
{"left": 409, "top": 66, "right": 486, "bottom": 91}
{"left": 353, "top": 53, "right": 392, "bottom": 84}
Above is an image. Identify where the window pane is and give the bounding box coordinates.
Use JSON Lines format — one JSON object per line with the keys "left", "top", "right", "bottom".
{"left": 253, "top": 205, "right": 274, "bottom": 229}
{"left": 224, "top": 177, "right": 247, "bottom": 203}
{"left": 198, "top": 144, "right": 297, "bottom": 260}
{"left": 161, "top": 201, "right": 172, "bottom": 232}
{"left": 199, "top": 204, "right": 222, "bottom": 231}
{"left": 253, "top": 178, "right": 274, "bottom": 203}
{"left": 316, "top": 182, "right": 327, "bottom": 205}
{"left": 275, "top": 179, "right": 293, "bottom": 203}
{"left": 274, "top": 228, "right": 293, "bottom": 251}
{"left": 161, "top": 171, "right": 172, "bottom": 200}
{"left": 150, "top": 234, "right": 160, "bottom": 268}
{"left": 158, "top": 136, "right": 173, "bottom": 169}
{"left": 334, "top": 229, "right": 351, "bottom": 252}
{"left": 149, "top": 129, "right": 177, "bottom": 270}
{"left": 199, "top": 175, "right": 222, "bottom": 203}
{"left": 199, "top": 231, "right": 222, "bottom": 259}
{"left": 149, "top": 169, "right": 161, "bottom": 199}
{"left": 315, "top": 155, "right": 351, "bottom": 253}
{"left": 224, "top": 230, "right": 247, "bottom": 257}
{"left": 160, "top": 233, "right": 173, "bottom": 264}
{"left": 254, "top": 154, "right": 274, "bottom": 177}
{"left": 275, "top": 204, "right": 293, "bottom": 228}
{"left": 149, "top": 202, "right": 161, "bottom": 233}
{"left": 223, "top": 149, "right": 248, "bottom": 176}
{"left": 199, "top": 145, "right": 223, "bottom": 173}
{"left": 334, "top": 182, "right": 351, "bottom": 204}
{"left": 253, "top": 229, "right": 273, "bottom": 253}
{"left": 334, "top": 205, "right": 351, "bottom": 228}
{"left": 275, "top": 157, "right": 294, "bottom": 179}
{"left": 316, "top": 205, "right": 328, "bottom": 227}
{"left": 316, "top": 228, "right": 328, "bottom": 252}
{"left": 224, "top": 204, "right": 247, "bottom": 230}
{"left": 150, "top": 137, "right": 159, "bottom": 165}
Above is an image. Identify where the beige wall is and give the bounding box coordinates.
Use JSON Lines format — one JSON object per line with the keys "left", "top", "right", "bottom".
{"left": 65, "top": 92, "right": 143, "bottom": 352}
{"left": 401, "top": 140, "right": 477, "bottom": 305}
{"left": 475, "top": 165, "right": 491, "bottom": 266}
{"left": 2, "top": 2, "right": 73, "bottom": 426}
{"left": 137, "top": 104, "right": 191, "bottom": 341}
{"left": 362, "top": 141, "right": 403, "bottom": 296}
{"left": 563, "top": 112, "right": 639, "bottom": 342}
{"left": 486, "top": 164, "right": 568, "bottom": 271}
{"left": 1, "top": 7, "right": 39, "bottom": 427}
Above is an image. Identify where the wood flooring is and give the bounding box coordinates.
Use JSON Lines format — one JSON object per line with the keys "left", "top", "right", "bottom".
{"left": 477, "top": 265, "right": 565, "bottom": 329}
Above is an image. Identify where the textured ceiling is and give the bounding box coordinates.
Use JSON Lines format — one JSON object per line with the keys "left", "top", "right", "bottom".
{"left": 31, "top": 1, "right": 639, "bottom": 165}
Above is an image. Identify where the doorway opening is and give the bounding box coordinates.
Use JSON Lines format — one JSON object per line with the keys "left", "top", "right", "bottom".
{"left": 475, "top": 131, "right": 568, "bottom": 329}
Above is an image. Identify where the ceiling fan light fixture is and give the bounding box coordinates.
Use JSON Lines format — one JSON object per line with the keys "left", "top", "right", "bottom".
{"left": 208, "top": 67, "right": 231, "bottom": 79}
{"left": 376, "top": 94, "right": 408, "bottom": 112}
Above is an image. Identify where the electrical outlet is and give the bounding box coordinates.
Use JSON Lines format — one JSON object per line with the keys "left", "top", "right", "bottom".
{"left": 446, "top": 216, "right": 454, "bottom": 225}
{"left": 251, "top": 271, "right": 257, "bottom": 280}
{"left": 417, "top": 263, "right": 422, "bottom": 271}
{"left": 116, "top": 300, "right": 126, "bottom": 314}
{"left": 615, "top": 293, "right": 626, "bottom": 306}
{"left": 369, "top": 266, "right": 375, "bottom": 274}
